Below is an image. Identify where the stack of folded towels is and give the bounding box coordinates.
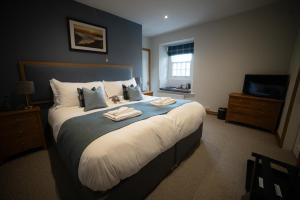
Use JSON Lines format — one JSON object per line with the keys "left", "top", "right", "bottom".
{"left": 150, "top": 97, "right": 176, "bottom": 106}
{"left": 104, "top": 106, "right": 142, "bottom": 121}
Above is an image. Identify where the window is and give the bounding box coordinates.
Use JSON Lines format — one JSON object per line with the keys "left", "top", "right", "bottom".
{"left": 167, "top": 42, "right": 194, "bottom": 79}
{"left": 170, "top": 53, "right": 192, "bottom": 77}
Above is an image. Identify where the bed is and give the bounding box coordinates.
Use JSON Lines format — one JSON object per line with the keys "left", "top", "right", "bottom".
{"left": 19, "top": 61, "right": 206, "bottom": 200}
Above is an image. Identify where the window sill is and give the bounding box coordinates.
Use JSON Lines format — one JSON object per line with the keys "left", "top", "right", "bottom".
{"left": 168, "top": 77, "right": 192, "bottom": 81}
{"left": 159, "top": 87, "right": 191, "bottom": 93}
{"left": 158, "top": 89, "right": 195, "bottom": 97}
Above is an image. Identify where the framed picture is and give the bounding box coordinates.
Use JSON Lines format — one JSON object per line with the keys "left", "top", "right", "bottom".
{"left": 68, "top": 18, "right": 107, "bottom": 53}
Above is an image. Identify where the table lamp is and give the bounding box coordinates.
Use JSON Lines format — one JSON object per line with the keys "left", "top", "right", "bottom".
{"left": 16, "top": 81, "right": 35, "bottom": 109}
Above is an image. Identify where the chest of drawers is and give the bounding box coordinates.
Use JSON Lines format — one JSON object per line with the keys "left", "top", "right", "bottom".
{"left": 226, "top": 93, "right": 284, "bottom": 133}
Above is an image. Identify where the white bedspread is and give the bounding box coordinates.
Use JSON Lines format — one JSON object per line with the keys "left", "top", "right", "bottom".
{"left": 48, "top": 96, "right": 206, "bottom": 191}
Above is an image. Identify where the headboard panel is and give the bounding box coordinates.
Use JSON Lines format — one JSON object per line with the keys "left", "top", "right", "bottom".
{"left": 19, "top": 61, "right": 133, "bottom": 104}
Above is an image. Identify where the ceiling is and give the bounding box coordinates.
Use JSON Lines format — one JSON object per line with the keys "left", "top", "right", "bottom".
{"left": 75, "top": 0, "right": 278, "bottom": 37}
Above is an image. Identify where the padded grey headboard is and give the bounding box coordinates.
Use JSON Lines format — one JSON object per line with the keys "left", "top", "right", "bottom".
{"left": 19, "top": 61, "right": 133, "bottom": 105}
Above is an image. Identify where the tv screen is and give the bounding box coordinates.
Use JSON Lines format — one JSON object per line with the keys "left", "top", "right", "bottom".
{"left": 243, "top": 74, "right": 289, "bottom": 100}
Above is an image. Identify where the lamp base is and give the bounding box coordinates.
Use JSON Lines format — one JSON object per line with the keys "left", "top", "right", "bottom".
{"left": 24, "top": 105, "right": 33, "bottom": 110}
{"left": 24, "top": 95, "right": 32, "bottom": 110}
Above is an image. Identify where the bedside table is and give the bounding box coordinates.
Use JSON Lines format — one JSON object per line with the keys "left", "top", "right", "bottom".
{"left": 143, "top": 91, "right": 153, "bottom": 96}
{"left": 0, "top": 106, "right": 46, "bottom": 163}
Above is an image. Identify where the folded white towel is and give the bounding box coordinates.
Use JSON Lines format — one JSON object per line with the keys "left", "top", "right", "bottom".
{"left": 106, "top": 107, "right": 135, "bottom": 116}
{"left": 150, "top": 97, "right": 176, "bottom": 106}
{"left": 104, "top": 107, "right": 142, "bottom": 121}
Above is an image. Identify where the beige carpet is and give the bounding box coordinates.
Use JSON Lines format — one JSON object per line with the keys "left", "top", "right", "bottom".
{"left": 0, "top": 115, "right": 297, "bottom": 200}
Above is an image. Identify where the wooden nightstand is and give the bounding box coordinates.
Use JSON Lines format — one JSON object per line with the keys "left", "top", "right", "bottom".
{"left": 0, "top": 106, "right": 46, "bottom": 163}
{"left": 143, "top": 91, "right": 153, "bottom": 96}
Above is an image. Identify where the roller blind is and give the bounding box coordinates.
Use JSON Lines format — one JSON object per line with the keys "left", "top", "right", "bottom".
{"left": 167, "top": 42, "right": 194, "bottom": 56}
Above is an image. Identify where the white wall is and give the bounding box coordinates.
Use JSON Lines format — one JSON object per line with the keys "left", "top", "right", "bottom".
{"left": 142, "top": 36, "right": 150, "bottom": 49}
{"left": 158, "top": 45, "right": 168, "bottom": 88}
{"left": 150, "top": 2, "right": 298, "bottom": 111}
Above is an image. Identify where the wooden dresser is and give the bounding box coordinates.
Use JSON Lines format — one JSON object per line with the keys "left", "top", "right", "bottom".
{"left": 0, "top": 106, "right": 46, "bottom": 163}
{"left": 226, "top": 93, "right": 284, "bottom": 133}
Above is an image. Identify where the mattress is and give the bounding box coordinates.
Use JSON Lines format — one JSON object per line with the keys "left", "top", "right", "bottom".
{"left": 48, "top": 96, "right": 206, "bottom": 191}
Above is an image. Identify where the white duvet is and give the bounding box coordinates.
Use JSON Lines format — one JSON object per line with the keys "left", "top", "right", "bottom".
{"left": 48, "top": 96, "right": 206, "bottom": 191}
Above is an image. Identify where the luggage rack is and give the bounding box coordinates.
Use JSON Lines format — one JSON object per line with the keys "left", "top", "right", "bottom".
{"left": 243, "top": 152, "right": 300, "bottom": 200}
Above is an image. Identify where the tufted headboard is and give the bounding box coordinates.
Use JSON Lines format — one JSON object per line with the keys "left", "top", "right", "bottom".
{"left": 18, "top": 60, "right": 133, "bottom": 105}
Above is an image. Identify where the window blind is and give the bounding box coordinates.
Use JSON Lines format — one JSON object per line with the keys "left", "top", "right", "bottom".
{"left": 167, "top": 42, "right": 194, "bottom": 56}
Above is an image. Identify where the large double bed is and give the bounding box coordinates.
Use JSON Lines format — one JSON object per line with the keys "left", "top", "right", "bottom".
{"left": 19, "top": 61, "right": 206, "bottom": 200}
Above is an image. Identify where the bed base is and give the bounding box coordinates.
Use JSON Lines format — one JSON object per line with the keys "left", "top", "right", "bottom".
{"left": 48, "top": 123, "right": 203, "bottom": 200}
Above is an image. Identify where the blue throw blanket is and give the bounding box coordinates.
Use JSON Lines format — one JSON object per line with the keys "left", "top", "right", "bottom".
{"left": 56, "top": 99, "right": 191, "bottom": 180}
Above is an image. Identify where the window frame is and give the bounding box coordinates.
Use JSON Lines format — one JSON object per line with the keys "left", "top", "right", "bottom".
{"left": 168, "top": 53, "right": 193, "bottom": 81}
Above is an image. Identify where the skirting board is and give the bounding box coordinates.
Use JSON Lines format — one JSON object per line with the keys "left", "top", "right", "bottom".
{"left": 205, "top": 108, "right": 217, "bottom": 115}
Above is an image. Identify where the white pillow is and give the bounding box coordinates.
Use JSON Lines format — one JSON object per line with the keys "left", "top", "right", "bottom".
{"left": 50, "top": 79, "right": 60, "bottom": 106}
{"left": 103, "top": 81, "right": 122, "bottom": 98}
{"left": 103, "top": 78, "right": 137, "bottom": 98}
{"left": 50, "top": 79, "right": 103, "bottom": 107}
{"left": 122, "top": 78, "right": 137, "bottom": 87}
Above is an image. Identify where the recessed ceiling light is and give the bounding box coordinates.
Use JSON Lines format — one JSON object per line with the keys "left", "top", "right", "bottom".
{"left": 164, "top": 15, "right": 168, "bottom": 19}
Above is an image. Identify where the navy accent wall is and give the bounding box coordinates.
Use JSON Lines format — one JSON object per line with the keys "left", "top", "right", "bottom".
{"left": 1, "top": 0, "right": 142, "bottom": 105}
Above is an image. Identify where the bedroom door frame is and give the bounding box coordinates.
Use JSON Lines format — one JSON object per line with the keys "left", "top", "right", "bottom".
{"left": 142, "top": 48, "right": 151, "bottom": 91}
{"left": 280, "top": 66, "right": 300, "bottom": 147}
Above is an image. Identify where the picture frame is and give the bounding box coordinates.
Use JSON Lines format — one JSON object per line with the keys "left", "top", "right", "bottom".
{"left": 67, "top": 18, "right": 107, "bottom": 53}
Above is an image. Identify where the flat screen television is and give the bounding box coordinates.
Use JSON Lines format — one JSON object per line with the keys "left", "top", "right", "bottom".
{"left": 242, "top": 74, "right": 289, "bottom": 100}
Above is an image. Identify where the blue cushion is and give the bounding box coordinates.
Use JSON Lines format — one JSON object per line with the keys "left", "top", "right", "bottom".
{"left": 128, "top": 86, "right": 143, "bottom": 101}
{"left": 77, "top": 87, "right": 96, "bottom": 107}
{"left": 83, "top": 87, "right": 107, "bottom": 111}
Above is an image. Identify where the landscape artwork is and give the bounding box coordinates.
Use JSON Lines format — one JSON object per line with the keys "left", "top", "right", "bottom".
{"left": 68, "top": 19, "right": 107, "bottom": 53}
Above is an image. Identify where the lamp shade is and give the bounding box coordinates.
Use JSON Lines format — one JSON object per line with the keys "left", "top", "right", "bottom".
{"left": 16, "top": 81, "right": 35, "bottom": 95}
